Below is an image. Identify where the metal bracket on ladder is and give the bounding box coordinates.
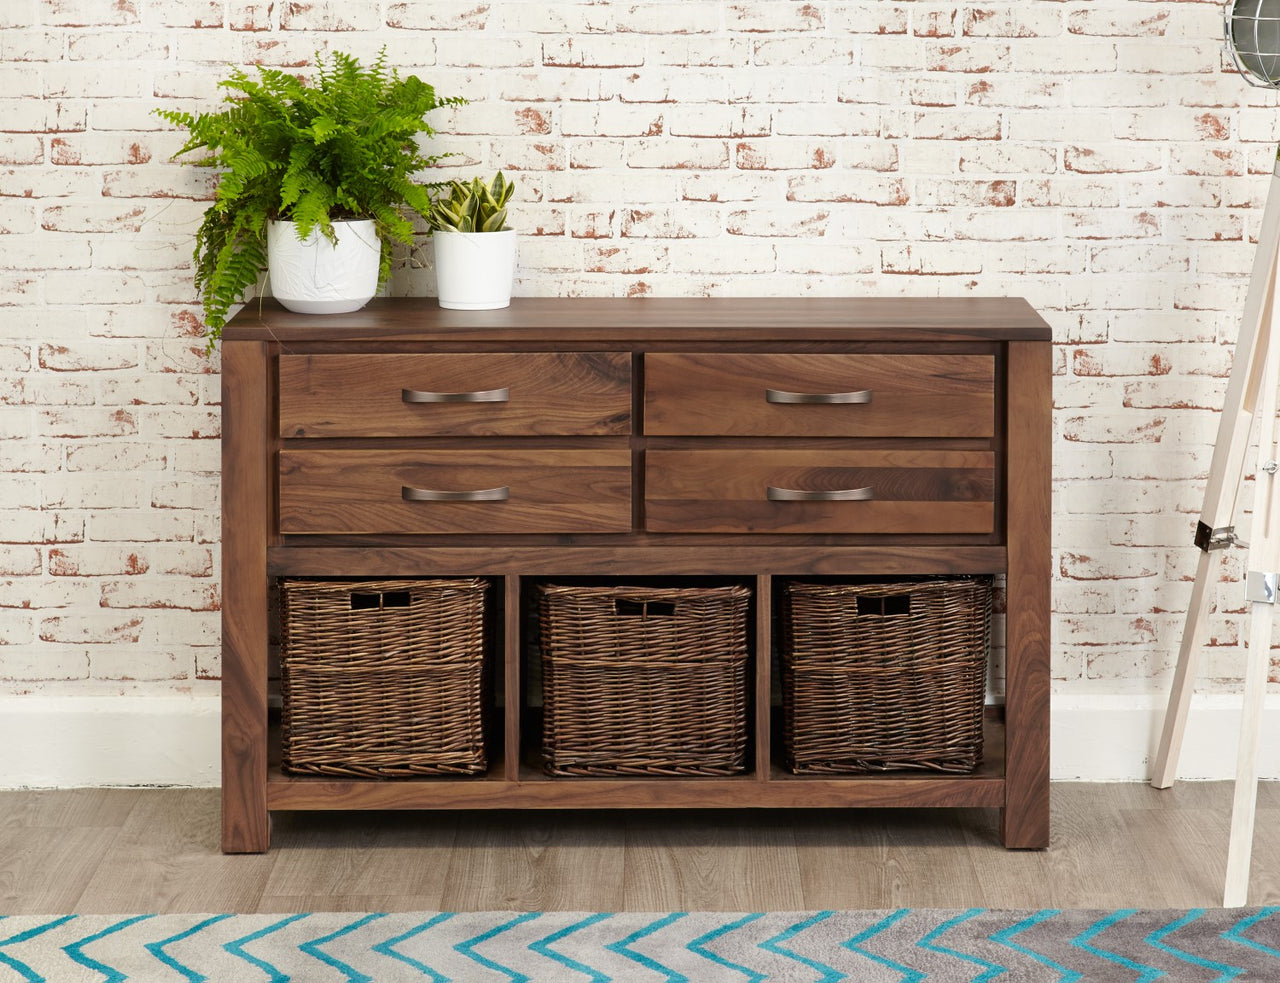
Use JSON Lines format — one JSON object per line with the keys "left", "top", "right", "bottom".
{"left": 1194, "top": 522, "right": 1239, "bottom": 552}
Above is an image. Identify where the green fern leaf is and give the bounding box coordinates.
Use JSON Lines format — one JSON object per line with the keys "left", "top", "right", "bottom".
{"left": 157, "top": 46, "right": 463, "bottom": 351}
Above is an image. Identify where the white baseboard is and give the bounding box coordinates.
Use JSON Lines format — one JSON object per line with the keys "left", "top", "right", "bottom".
{"left": 0, "top": 693, "right": 1275, "bottom": 787}
{"left": 1049, "top": 693, "right": 1280, "bottom": 781}
{"left": 0, "top": 696, "right": 221, "bottom": 788}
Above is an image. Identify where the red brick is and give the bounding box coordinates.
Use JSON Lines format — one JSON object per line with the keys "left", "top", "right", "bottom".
{"left": 39, "top": 613, "right": 145, "bottom": 644}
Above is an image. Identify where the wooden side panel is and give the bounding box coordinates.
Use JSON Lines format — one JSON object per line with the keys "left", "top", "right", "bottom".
{"left": 1002, "top": 340, "right": 1052, "bottom": 849}
{"left": 279, "top": 352, "right": 631, "bottom": 437}
{"left": 645, "top": 353, "right": 995, "bottom": 437}
{"left": 221, "top": 340, "right": 271, "bottom": 853}
{"left": 645, "top": 449, "right": 996, "bottom": 534}
{"left": 279, "top": 448, "right": 633, "bottom": 535}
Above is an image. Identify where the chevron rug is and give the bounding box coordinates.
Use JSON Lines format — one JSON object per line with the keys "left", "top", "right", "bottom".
{"left": 2, "top": 908, "right": 1278, "bottom": 981}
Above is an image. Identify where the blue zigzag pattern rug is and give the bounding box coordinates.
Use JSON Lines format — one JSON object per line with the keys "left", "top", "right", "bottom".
{"left": 1, "top": 908, "right": 1278, "bottom": 982}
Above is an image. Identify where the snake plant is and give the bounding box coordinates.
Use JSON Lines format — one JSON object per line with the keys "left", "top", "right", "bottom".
{"left": 427, "top": 172, "right": 515, "bottom": 233}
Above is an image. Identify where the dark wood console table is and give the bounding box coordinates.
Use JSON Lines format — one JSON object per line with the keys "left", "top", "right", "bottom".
{"left": 220, "top": 296, "right": 1052, "bottom": 853}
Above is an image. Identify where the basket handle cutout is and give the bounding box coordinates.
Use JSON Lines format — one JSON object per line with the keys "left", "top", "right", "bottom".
{"left": 350, "top": 591, "right": 412, "bottom": 610}
{"left": 615, "top": 598, "right": 677, "bottom": 618}
{"left": 857, "top": 594, "right": 911, "bottom": 617}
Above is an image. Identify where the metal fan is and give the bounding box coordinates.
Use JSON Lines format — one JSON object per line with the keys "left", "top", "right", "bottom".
{"left": 1155, "top": 0, "right": 1280, "bottom": 908}
{"left": 1227, "top": 0, "right": 1280, "bottom": 86}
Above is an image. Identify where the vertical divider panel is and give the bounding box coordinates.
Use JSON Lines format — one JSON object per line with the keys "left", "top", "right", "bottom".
{"left": 756, "top": 573, "right": 772, "bottom": 780}
{"left": 504, "top": 574, "right": 522, "bottom": 782}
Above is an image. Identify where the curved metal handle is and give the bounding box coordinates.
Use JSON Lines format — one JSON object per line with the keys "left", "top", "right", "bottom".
{"left": 765, "top": 388, "right": 872, "bottom": 404}
{"left": 767, "top": 485, "right": 874, "bottom": 502}
{"left": 402, "top": 387, "right": 510, "bottom": 404}
{"left": 401, "top": 485, "right": 510, "bottom": 502}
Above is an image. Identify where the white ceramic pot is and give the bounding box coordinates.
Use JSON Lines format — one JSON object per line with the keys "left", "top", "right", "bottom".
{"left": 432, "top": 229, "right": 517, "bottom": 310}
{"left": 267, "top": 219, "right": 380, "bottom": 315}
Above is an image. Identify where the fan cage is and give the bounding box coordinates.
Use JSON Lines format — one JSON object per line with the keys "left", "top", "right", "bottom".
{"left": 1227, "top": 0, "right": 1280, "bottom": 88}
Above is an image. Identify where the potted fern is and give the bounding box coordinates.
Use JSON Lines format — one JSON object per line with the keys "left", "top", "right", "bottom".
{"left": 156, "top": 49, "right": 462, "bottom": 350}
{"left": 426, "top": 172, "right": 517, "bottom": 310}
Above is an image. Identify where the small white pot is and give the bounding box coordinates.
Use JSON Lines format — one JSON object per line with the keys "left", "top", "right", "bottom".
{"left": 432, "top": 229, "right": 517, "bottom": 310}
{"left": 267, "top": 219, "right": 380, "bottom": 315}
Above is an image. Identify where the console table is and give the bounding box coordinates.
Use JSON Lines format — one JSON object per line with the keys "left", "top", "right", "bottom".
{"left": 220, "top": 296, "right": 1052, "bottom": 853}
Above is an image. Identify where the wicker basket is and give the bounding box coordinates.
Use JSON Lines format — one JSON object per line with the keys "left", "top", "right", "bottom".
{"left": 780, "top": 577, "right": 991, "bottom": 775}
{"left": 279, "top": 578, "right": 489, "bottom": 778}
{"left": 538, "top": 583, "right": 752, "bottom": 777}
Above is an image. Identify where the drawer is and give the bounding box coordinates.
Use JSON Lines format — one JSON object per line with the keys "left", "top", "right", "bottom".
{"left": 645, "top": 449, "right": 994, "bottom": 534}
{"left": 644, "top": 353, "right": 993, "bottom": 437}
{"left": 279, "top": 352, "right": 631, "bottom": 437}
{"left": 279, "top": 449, "right": 632, "bottom": 535}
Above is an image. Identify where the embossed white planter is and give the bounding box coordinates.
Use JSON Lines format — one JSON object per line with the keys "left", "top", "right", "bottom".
{"left": 267, "top": 219, "right": 380, "bottom": 315}
{"left": 432, "top": 229, "right": 517, "bottom": 310}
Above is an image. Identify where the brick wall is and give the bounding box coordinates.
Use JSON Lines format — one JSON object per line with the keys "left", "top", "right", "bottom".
{"left": 2, "top": 1, "right": 1276, "bottom": 707}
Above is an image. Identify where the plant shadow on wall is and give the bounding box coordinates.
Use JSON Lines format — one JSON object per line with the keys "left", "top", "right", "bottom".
{"left": 155, "top": 49, "right": 464, "bottom": 352}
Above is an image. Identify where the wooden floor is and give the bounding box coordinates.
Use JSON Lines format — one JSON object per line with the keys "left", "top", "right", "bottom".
{"left": 2, "top": 782, "right": 1277, "bottom": 913}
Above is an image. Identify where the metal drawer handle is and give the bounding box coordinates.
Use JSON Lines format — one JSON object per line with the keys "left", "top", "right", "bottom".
{"left": 401, "top": 485, "right": 510, "bottom": 502}
{"left": 401, "top": 387, "right": 510, "bottom": 403}
{"left": 767, "top": 485, "right": 874, "bottom": 502}
{"left": 765, "top": 388, "right": 872, "bottom": 404}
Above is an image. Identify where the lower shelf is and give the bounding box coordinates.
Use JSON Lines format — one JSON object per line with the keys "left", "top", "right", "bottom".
{"left": 264, "top": 713, "right": 1006, "bottom": 813}
{"left": 267, "top": 773, "right": 1005, "bottom": 811}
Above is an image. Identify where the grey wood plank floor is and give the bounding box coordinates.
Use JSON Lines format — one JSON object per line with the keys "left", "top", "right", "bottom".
{"left": 1, "top": 782, "right": 1276, "bottom": 913}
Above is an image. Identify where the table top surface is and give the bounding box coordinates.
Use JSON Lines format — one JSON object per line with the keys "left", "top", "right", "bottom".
{"left": 221, "top": 296, "right": 1053, "bottom": 344}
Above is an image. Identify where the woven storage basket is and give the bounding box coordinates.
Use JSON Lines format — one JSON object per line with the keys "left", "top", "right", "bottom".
{"left": 780, "top": 577, "right": 991, "bottom": 775}
{"left": 538, "top": 583, "right": 751, "bottom": 777}
{"left": 279, "top": 578, "right": 488, "bottom": 778}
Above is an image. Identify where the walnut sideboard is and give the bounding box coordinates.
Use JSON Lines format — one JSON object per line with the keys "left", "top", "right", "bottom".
{"left": 219, "top": 297, "right": 1052, "bottom": 853}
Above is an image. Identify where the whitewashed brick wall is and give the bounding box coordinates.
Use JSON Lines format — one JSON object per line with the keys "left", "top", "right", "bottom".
{"left": 3, "top": 0, "right": 1279, "bottom": 711}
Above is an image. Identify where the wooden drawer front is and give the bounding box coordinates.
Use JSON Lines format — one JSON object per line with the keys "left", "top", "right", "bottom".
{"left": 279, "top": 352, "right": 631, "bottom": 437}
{"left": 280, "top": 449, "right": 632, "bottom": 535}
{"left": 644, "top": 353, "right": 993, "bottom": 437}
{"left": 645, "top": 449, "right": 995, "bottom": 534}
